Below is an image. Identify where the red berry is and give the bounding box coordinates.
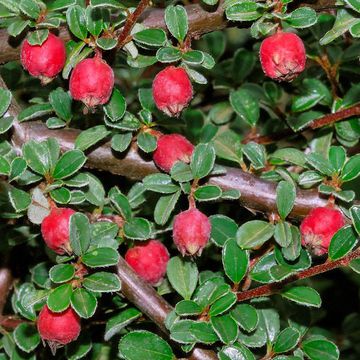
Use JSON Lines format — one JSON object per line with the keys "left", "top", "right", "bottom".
{"left": 173, "top": 208, "right": 211, "bottom": 256}
{"left": 300, "top": 207, "right": 345, "bottom": 256}
{"left": 41, "top": 207, "right": 75, "bottom": 254}
{"left": 125, "top": 240, "right": 170, "bottom": 285}
{"left": 20, "top": 33, "right": 66, "bottom": 84}
{"left": 153, "top": 134, "right": 194, "bottom": 172}
{"left": 152, "top": 66, "right": 193, "bottom": 117}
{"left": 69, "top": 56, "right": 114, "bottom": 108}
{"left": 259, "top": 32, "right": 306, "bottom": 82}
{"left": 37, "top": 305, "right": 80, "bottom": 347}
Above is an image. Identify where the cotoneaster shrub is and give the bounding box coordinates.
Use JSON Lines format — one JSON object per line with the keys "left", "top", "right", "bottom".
{"left": 1, "top": 1, "right": 360, "bottom": 360}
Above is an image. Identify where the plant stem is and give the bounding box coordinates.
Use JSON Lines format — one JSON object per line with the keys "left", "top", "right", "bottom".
{"left": 237, "top": 247, "right": 360, "bottom": 302}
{"left": 117, "top": 0, "right": 151, "bottom": 48}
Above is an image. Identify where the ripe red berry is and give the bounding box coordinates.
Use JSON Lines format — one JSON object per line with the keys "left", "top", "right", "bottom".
{"left": 125, "top": 240, "right": 170, "bottom": 285}
{"left": 69, "top": 56, "right": 114, "bottom": 108}
{"left": 173, "top": 208, "right": 211, "bottom": 256}
{"left": 153, "top": 134, "right": 194, "bottom": 172}
{"left": 152, "top": 66, "right": 193, "bottom": 117}
{"left": 300, "top": 207, "right": 345, "bottom": 256}
{"left": 37, "top": 305, "right": 80, "bottom": 347}
{"left": 259, "top": 31, "right": 306, "bottom": 82}
{"left": 20, "top": 33, "right": 66, "bottom": 85}
{"left": 41, "top": 207, "right": 75, "bottom": 254}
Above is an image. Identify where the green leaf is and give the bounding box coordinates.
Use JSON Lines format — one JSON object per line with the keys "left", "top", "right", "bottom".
{"left": 18, "top": 103, "right": 53, "bottom": 122}
{"left": 329, "top": 146, "right": 346, "bottom": 173}
{"left": 104, "top": 308, "right": 142, "bottom": 341}
{"left": 104, "top": 88, "right": 127, "bottom": 122}
{"left": 282, "top": 286, "right": 321, "bottom": 308}
{"left": 0, "top": 88, "right": 12, "bottom": 117}
{"left": 190, "top": 143, "right": 216, "bottom": 179}
{"left": 320, "top": 9, "right": 359, "bottom": 45}
{"left": 209, "top": 291, "right": 237, "bottom": 317}
{"left": 83, "top": 272, "right": 121, "bottom": 293}
{"left": 307, "top": 153, "right": 334, "bottom": 176}
{"left": 154, "top": 191, "right": 180, "bottom": 225}
{"left": 75, "top": 125, "right": 110, "bottom": 151}
{"left": 328, "top": 225, "right": 357, "bottom": 260}
{"left": 111, "top": 133, "right": 132, "bottom": 153}
{"left": 222, "top": 239, "right": 248, "bottom": 284}
{"left": 85, "top": 6, "right": 103, "bottom": 36}
{"left": 276, "top": 181, "right": 296, "bottom": 219}
{"left": 123, "top": 217, "right": 152, "bottom": 240}
{"left": 50, "top": 187, "right": 71, "bottom": 204}
{"left": 167, "top": 256, "right": 198, "bottom": 300}
{"left": 230, "top": 304, "right": 258, "bottom": 333}
{"left": 270, "top": 148, "right": 306, "bottom": 167}
{"left": 13, "top": 323, "right": 40, "bottom": 353}
{"left": 230, "top": 88, "right": 259, "bottom": 126}
{"left": 0, "top": 116, "right": 14, "bottom": 134}
{"left": 273, "top": 327, "right": 301, "bottom": 353}
{"left": 69, "top": 212, "right": 91, "bottom": 256}
{"left": 237, "top": 220, "right": 274, "bottom": 249}
{"left": 137, "top": 132, "right": 157, "bottom": 153}
{"left": 7, "top": 19, "right": 30, "bottom": 37}
{"left": 71, "top": 288, "right": 97, "bottom": 318}
{"left": 66, "top": 5, "right": 87, "bottom": 40}
{"left": 350, "top": 205, "right": 360, "bottom": 236}
{"left": 47, "top": 283, "right": 73, "bottom": 312}
{"left": 190, "top": 321, "right": 218, "bottom": 344}
{"left": 82, "top": 247, "right": 119, "bottom": 267}
{"left": 90, "top": 0, "right": 124, "bottom": 8}
{"left": 170, "top": 162, "right": 194, "bottom": 182}
{"left": 53, "top": 150, "right": 86, "bottom": 179}
{"left": 9, "top": 186, "right": 31, "bottom": 212}
{"left": 143, "top": 173, "right": 179, "bottom": 194}
{"left": 66, "top": 333, "right": 92, "bottom": 360}
{"left": 49, "top": 264, "right": 75, "bottom": 283}
{"left": 170, "top": 320, "right": 196, "bottom": 344}
{"left": 242, "top": 142, "right": 266, "bottom": 170}
{"left": 194, "top": 185, "right": 222, "bottom": 202}
{"left": 302, "top": 338, "right": 339, "bottom": 360}
{"left": 49, "top": 88, "right": 72, "bottom": 122}
{"left": 134, "top": 29, "right": 167, "bottom": 47}
{"left": 341, "top": 154, "right": 360, "bottom": 182}
{"left": 19, "top": 0, "right": 40, "bottom": 18}
{"left": 226, "top": 2, "right": 262, "bottom": 21}
{"left": 156, "top": 47, "right": 182, "bottom": 63}
{"left": 164, "top": 5, "right": 188, "bottom": 42}
{"left": 109, "top": 188, "right": 132, "bottom": 220}
{"left": 118, "top": 330, "right": 174, "bottom": 360}
{"left": 175, "top": 300, "right": 202, "bottom": 316}
{"left": 211, "top": 315, "right": 238, "bottom": 344}
{"left": 210, "top": 215, "right": 238, "bottom": 247}
{"left": 9, "top": 157, "right": 27, "bottom": 182}
{"left": 219, "top": 343, "right": 255, "bottom": 360}
{"left": 47, "top": 0, "right": 76, "bottom": 11}
{"left": 285, "top": 7, "right": 317, "bottom": 28}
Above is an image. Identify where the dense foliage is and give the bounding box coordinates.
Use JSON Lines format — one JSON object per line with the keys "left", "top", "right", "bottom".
{"left": 1, "top": 0, "right": 360, "bottom": 359}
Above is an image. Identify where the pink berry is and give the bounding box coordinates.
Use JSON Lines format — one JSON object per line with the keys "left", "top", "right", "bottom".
{"left": 125, "top": 240, "right": 170, "bottom": 285}
{"left": 37, "top": 305, "right": 80, "bottom": 346}
{"left": 300, "top": 207, "right": 345, "bottom": 256}
{"left": 20, "top": 33, "right": 66, "bottom": 84}
{"left": 153, "top": 134, "right": 194, "bottom": 173}
{"left": 173, "top": 208, "right": 211, "bottom": 256}
{"left": 69, "top": 56, "right": 114, "bottom": 108}
{"left": 152, "top": 66, "right": 193, "bottom": 117}
{"left": 41, "top": 207, "right": 75, "bottom": 254}
{"left": 259, "top": 32, "right": 306, "bottom": 82}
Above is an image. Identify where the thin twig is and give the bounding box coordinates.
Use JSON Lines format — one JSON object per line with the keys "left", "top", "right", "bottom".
{"left": 237, "top": 247, "right": 360, "bottom": 302}
{"left": 117, "top": 0, "right": 151, "bottom": 48}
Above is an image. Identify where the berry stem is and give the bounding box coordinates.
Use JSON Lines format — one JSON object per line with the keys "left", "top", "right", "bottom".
{"left": 236, "top": 246, "right": 360, "bottom": 302}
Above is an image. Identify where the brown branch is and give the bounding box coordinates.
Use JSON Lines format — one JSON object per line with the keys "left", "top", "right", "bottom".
{"left": 117, "top": 257, "right": 217, "bottom": 360}
{"left": 0, "top": 268, "right": 13, "bottom": 316}
{"left": 310, "top": 103, "right": 360, "bottom": 129}
{"left": 0, "top": 2, "right": 227, "bottom": 64}
{"left": 237, "top": 246, "right": 360, "bottom": 302}
{"left": 11, "top": 121, "right": 328, "bottom": 218}
{"left": 117, "top": 0, "right": 151, "bottom": 48}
